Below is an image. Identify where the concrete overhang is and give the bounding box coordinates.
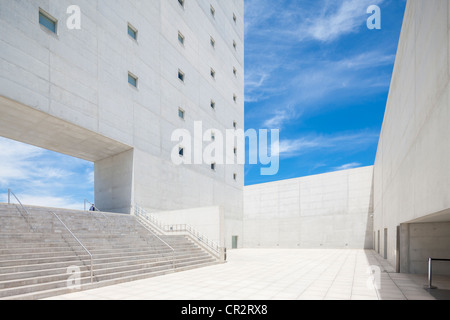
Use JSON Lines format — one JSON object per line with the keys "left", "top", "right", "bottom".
{"left": 0, "top": 95, "right": 132, "bottom": 162}
{"left": 404, "top": 208, "right": 450, "bottom": 224}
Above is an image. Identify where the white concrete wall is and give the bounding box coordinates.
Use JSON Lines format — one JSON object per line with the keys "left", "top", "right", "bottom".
{"left": 0, "top": 0, "right": 244, "bottom": 248}
{"left": 373, "top": 0, "right": 450, "bottom": 272}
{"left": 400, "top": 223, "right": 450, "bottom": 275}
{"left": 151, "top": 206, "right": 223, "bottom": 246}
{"left": 244, "top": 167, "right": 374, "bottom": 249}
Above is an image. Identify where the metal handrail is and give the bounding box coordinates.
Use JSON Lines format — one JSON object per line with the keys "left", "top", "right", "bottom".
{"left": 134, "top": 215, "right": 175, "bottom": 270}
{"left": 7, "top": 189, "right": 34, "bottom": 231}
{"left": 133, "top": 204, "right": 222, "bottom": 259}
{"left": 427, "top": 258, "right": 450, "bottom": 289}
{"left": 164, "top": 224, "right": 221, "bottom": 255}
{"left": 50, "top": 211, "right": 94, "bottom": 283}
{"left": 8, "top": 189, "right": 31, "bottom": 215}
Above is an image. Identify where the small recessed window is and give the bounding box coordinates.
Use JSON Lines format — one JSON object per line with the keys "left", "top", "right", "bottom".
{"left": 233, "top": 13, "right": 237, "bottom": 23}
{"left": 233, "top": 94, "right": 237, "bottom": 103}
{"left": 233, "top": 121, "right": 237, "bottom": 129}
{"left": 178, "top": 0, "right": 185, "bottom": 8}
{"left": 210, "top": 100, "right": 216, "bottom": 110}
{"left": 128, "top": 72, "right": 138, "bottom": 88}
{"left": 233, "top": 40, "right": 237, "bottom": 50}
{"left": 233, "top": 173, "right": 237, "bottom": 181}
{"left": 128, "top": 23, "right": 138, "bottom": 40}
{"left": 178, "top": 31, "right": 185, "bottom": 45}
{"left": 178, "top": 69, "right": 185, "bottom": 82}
{"left": 210, "top": 68, "right": 216, "bottom": 79}
{"left": 233, "top": 67, "right": 237, "bottom": 77}
{"left": 179, "top": 147, "right": 184, "bottom": 157}
{"left": 210, "top": 5, "right": 215, "bottom": 17}
{"left": 210, "top": 37, "right": 216, "bottom": 48}
{"left": 39, "top": 9, "right": 57, "bottom": 34}
{"left": 211, "top": 163, "right": 216, "bottom": 171}
{"left": 178, "top": 108, "right": 185, "bottom": 120}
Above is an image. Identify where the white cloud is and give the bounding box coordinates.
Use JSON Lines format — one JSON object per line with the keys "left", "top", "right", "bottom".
{"left": 334, "top": 162, "right": 362, "bottom": 171}
{"left": 277, "top": 131, "right": 379, "bottom": 158}
{"left": 301, "top": 0, "right": 384, "bottom": 42}
{"left": 0, "top": 193, "right": 84, "bottom": 211}
{"left": 263, "top": 105, "right": 299, "bottom": 129}
{"left": 0, "top": 137, "right": 93, "bottom": 210}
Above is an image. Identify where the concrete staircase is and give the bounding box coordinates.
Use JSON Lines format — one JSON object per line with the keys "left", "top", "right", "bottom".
{"left": 0, "top": 203, "right": 219, "bottom": 300}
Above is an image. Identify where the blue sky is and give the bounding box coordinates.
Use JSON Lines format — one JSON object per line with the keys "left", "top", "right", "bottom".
{"left": 244, "top": 0, "right": 406, "bottom": 185}
{"left": 0, "top": 0, "right": 406, "bottom": 208}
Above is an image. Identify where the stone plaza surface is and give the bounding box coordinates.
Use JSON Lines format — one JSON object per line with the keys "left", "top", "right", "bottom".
{"left": 43, "top": 249, "right": 449, "bottom": 300}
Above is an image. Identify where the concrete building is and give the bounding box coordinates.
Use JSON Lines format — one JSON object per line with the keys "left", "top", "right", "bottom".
{"left": 373, "top": 0, "right": 450, "bottom": 275}
{"left": 244, "top": 167, "right": 374, "bottom": 249}
{"left": 1, "top": 0, "right": 449, "bottom": 279}
{"left": 0, "top": 0, "right": 244, "bottom": 248}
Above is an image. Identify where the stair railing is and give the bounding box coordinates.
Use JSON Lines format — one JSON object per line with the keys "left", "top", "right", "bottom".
{"left": 134, "top": 216, "right": 175, "bottom": 270}
{"left": 133, "top": 204, "right": 224, "bottom": 261}
{"left": 50, "top": 211, "right": 94, "bottom": 283}
{"left": 7, "top": 189, "right": 34, "bottom": 231}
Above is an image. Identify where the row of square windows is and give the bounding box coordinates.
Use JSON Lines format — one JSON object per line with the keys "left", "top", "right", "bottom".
{"left": 178, "top": 145, "right": 239, "bottom": 180}
{"left": 39, "top": 9, "right": 240, "bottom": 118}
{"left": 178, "top": 0, "right": 239, "bottom": 24}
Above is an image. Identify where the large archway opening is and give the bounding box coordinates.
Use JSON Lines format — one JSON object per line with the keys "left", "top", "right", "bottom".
{"left": 0, "top": 137, "right": 94, "bottom": 210}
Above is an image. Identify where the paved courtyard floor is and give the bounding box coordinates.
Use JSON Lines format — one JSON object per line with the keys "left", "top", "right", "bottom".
{"left": 44, "top": 249, "right": 450, "bottom": 300}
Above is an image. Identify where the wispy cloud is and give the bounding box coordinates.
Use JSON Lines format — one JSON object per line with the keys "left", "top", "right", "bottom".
{"left": 333, "top": 162, "right": 362, "bottom": 171}
{"left": 263, "top": 105, "right": 299, "bottom": 129}
{"left": 276, "top": 131, "right": 380, "bottom": 158}
{"left": 301, "top": 0, "right": 384, "bottom": 42}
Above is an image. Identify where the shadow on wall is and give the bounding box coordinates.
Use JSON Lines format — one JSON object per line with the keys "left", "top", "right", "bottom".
{"left": 365, "top": 175, "right": 375, "bottom": 250}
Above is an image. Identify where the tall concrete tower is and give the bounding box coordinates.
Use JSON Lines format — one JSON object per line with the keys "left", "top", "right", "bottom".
{"left": 0, "top": 0, "right": 244, "bottom": 247}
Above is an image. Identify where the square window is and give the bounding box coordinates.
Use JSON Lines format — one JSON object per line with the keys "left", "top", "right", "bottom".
{"left": 210, "top": 5, "right": 215, "bottom": 17}
{"left": 178, "top": 69, "right": 185, "bottom": 82}
{"left": 128, "top": 23, "right": 138, "bottom": 40}
{"left": 178, "top": 108, "right": 185, "bottom": 119}
{"left": 128, "top": 72, "right": 138, "bottom": 88}
{"left": 178, "top": 0, "right": 185, "bottom": 8}
{"left": 39, "top": 9, "right": 57, "bottom": 34}
{"left": 178, "top": 31, "right": 185, "bottom": 45}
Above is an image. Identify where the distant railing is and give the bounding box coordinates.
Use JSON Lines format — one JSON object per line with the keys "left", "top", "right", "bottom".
{"left": 164, "top": 224, "right": 221, "bottom": 257}
{"left": 133, "top": 204, "right": 223, "bottom": 261}
{"left": 426, "top": 258, "right": 450, "bottom": 289}
{"left": 7, "top": 189, "right": 34, "bottom": 231}
{"left": 84, "top": 200, "right": 106, "bottom": 217}
{"left": 50, "top": 211, "right": 94, "bottom": 283}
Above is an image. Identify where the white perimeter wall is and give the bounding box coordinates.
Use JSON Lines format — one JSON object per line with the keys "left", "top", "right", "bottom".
{"left": 243, "top": 167, "right": 374, "bottom": 249}
{"left": 151, "top": 206, "right": 223, "bottom": 246}
{"left": 373, "top": 0, "right": 450, "bottom": 271}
